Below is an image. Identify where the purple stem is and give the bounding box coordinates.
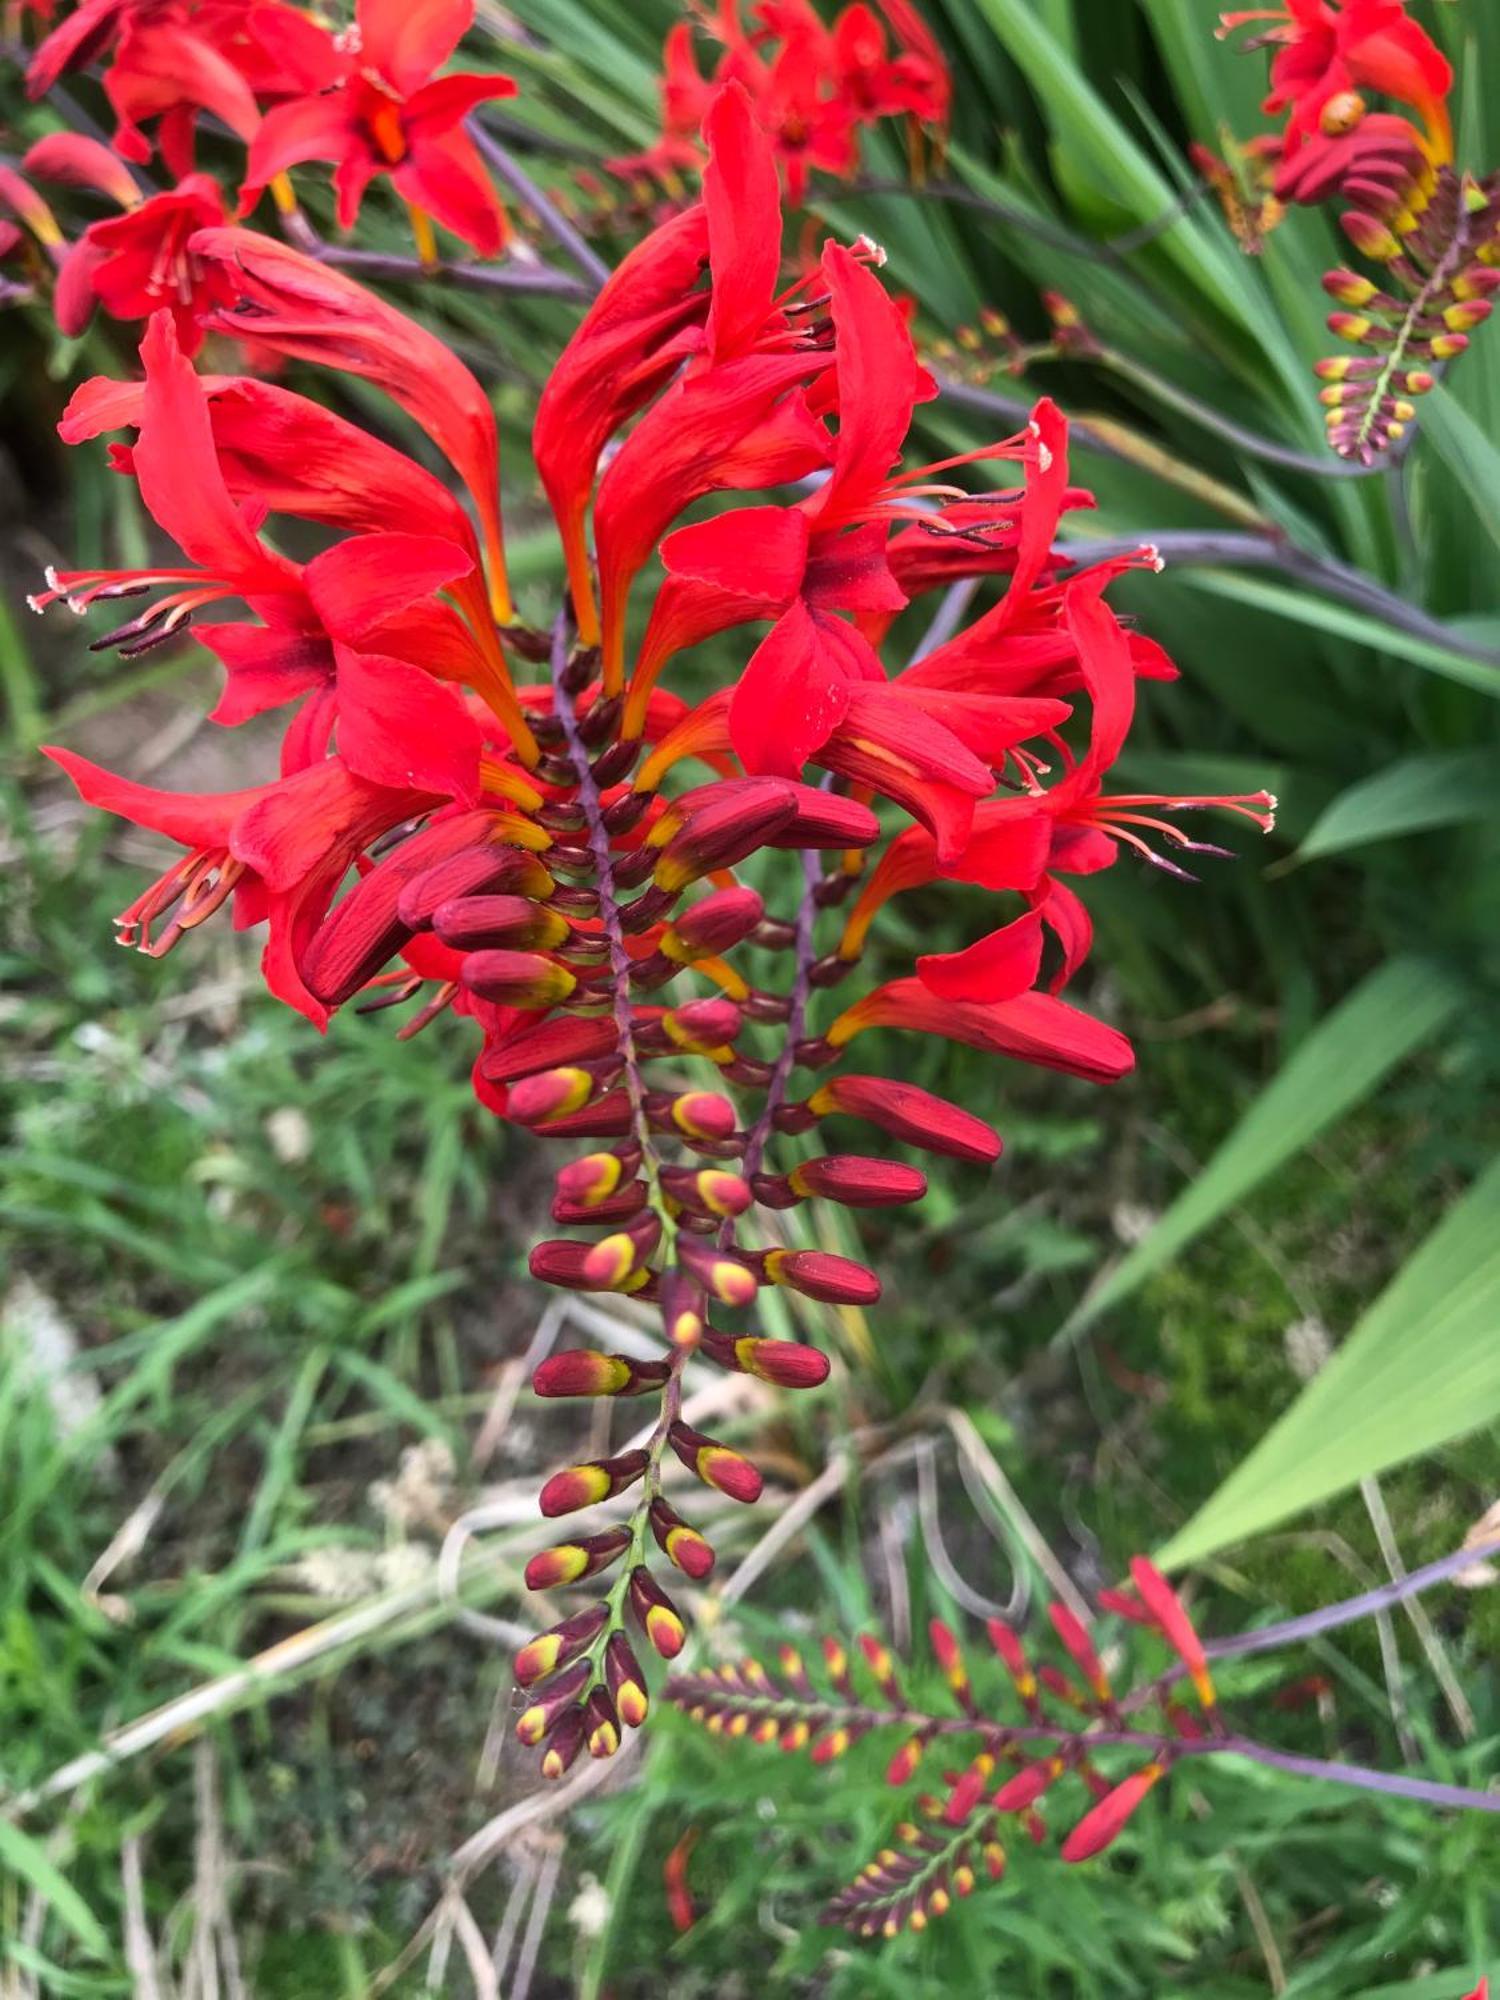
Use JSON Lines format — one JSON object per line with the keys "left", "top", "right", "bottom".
{"left": 280, "top": 228, "right": 593, "bottom": 300}
{"left": 672, "top": 1688, "right": 1500, "bottom": 1815}
{"left": 1203, "top": 1533, "right": 1500, "bottom": 1665}
{"left": 1060, "top": 529, "right": 1500, "bottom": 671}
{"left": 469, "top": 118, "right": 612, "bottom": 293}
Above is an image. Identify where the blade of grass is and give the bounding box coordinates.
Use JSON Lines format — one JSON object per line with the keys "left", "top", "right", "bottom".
{"left": 1059, "top": 955, "right": 1468, "bottom": 1338}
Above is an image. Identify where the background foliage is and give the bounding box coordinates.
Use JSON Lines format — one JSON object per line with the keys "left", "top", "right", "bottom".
{"left": 1, "top": 0, "right": 1497, "bottom": 1991}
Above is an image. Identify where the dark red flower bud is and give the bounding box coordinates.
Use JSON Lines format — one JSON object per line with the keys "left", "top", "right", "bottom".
{"left": 662, "top": 886, "right": 765, "bottom": 961}
{"left": 660, "top": 1167, "right": 754, "bottom": 1218}
{"left": 783, "top": 1155, "right": 927, "bottom": 1207}
{"left": 514, "top": 1605, "right": 608, "bottom": 1687}
{"left": 531, "top": 1090, "right": 635, "bottom": 1139}
{"left": 765, "top": 785, "right": 880, "bottom": 851}
{"left": 943, "top": 1758, "right": 990, "bottom": 1825}
{"left": 699, "top": 1331, "right": 829, "bottom": 1387}
{"left": 858, "top": 1634, "right": 903, "bottom": 1703}
{"left": 1049, "top": 1602, "right": 1113, "bottom": 1704}
{"left": 605, "top": 1633, "right": 650, "bottom": 1728}
{"left": 627, "top": 1566, "right": 688, "bottom": 1659}
{"left": 460, "top": 949, "right": 577, "bottom": 1007}
{"left": 530, "top": 1238, "right": 650, "bottom": 1294}
{"left": 554, "top": 1151, "right": 626, "bottom": 1208}
{"left": 929, "top": 1618, "right": 976, "bottom": 1714}
{"left": 663, "top": 997, "right": 743, "bottom": 1053}
{"left": 396, "top": 842, "right": 555, "bottom": 929}
{"left": 304, "top": 812, "right": 522, "bottom": 1006}
{"left": 986, "top": 1618, "right": 1040, "bottom": 1706}
{"left": 538, "top": 1448, "right": 648, "bottom": 1516}
{"left": 480, "top": 1015, "right": 620, "bottom": 1082}
{"left": 760, "top": 1248, "right": 881, "bottom": 1305}
{"left": 648, "top": 778, "right": 800, "bottom": 891}
{"left": 806, "top": 1074, "right": 1002, "bottom": 1164}
{"left": 676, "top": 1238, "right": 758, "bottom": 1306}
{"left": 584, "top": 1685, "right": 622, "bottom": 1760}
{"left": 991, "top": 1760, "right": 1059, "bottom": 1813}
{"left": 539, "top": 1704, "right": 587, "bottom": 1780}
{"left": 507, "top": 1066, "right": 597, "bottom": 1123}
{"left": 1060, "top": 1762, "right": 1166, "bottom": 1862}
{"left": 659, "top": 1269, "right": 707, "bottom": 1350}
{"left": 525, "top": 1525, "right": 632, "bottom": 1591}
{"left": 433, "top": 894, "right": 570, "bottom": 952}
{"left": 669, "top": 1421, "right": 762, "bottom": 1502}
{"left": 514, "top": 1658, "right": 591, "bottom": 1746}
{"left": 661, "top": 1090, "right": 738, "bottom": 1141}
{"left": 649, "top": 1498, "right": 716, "bottom": 1579}
{"left": 886, "top": 1735, "right": 924, "bottom": 1787}
{"left": 1130, "top": 1556, "right": 1216, "bottom": 1712}
{"left": 532, "top": 1348, "right": 668, "bottom": 1398}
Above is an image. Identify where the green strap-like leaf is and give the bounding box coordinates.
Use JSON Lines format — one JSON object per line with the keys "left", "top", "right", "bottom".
{"left": 1060, "top": 955, "right": 1467, "bottom": 1339}
{"left": 1296, "top": 749, "right": 1500, "bottom": 861}
{"left": 1159, "top": 1156, "right": 1500, "bottom": 1566}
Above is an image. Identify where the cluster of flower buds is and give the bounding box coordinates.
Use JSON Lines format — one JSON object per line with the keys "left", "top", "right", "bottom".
{"left": 667, "top": 1556, "right": 1221, "bottom": 1937}
{"left": 919, "top": 306, "right": 1035, "bottom": 387}
{"left": 611, "top": 0, "right": 951, "bottom": 203}
{"left": 1316, "top": 172, "right": 1500, "bottom": 461}
{"left": 1220, "top": 0, "right": 1499, "bottom": 459}
{"left": 29, "top": 67, "right": 1272, "bottom": 1781}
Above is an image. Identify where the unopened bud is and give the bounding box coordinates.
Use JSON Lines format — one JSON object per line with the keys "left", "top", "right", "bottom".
{"left": 786, "top": 1155, "right": 928, "bottom": 1207}
{"left": 650, "top": 1498, "right": 716, "bottom": 1579}
{"left": 514, "top": 1659, "right": 590, "bottom": 1746}
{"left": 700, "top": 1333, "right": 830, "bottom": 1388}
{"left": 460, "top": 950, "right": 577, "bottom": 1007}
{"left": 514, "top": 1605, "right": 608, "bottom": 1686}
{"left": 669, "top": 1421, "right": 763, "bottom": 1503}
{"left": 760, "top": 1247, "right": 881, "bottom": 1305}
{"left": 661, "top": 886, "right": 765, "bottom": 960}
{"left": 532, "top": 1349, "right": 667, "bottom": 1398}
{"left": 481, "top": 1014, "right": 617, "bottom": 1082}
{"left": 525, "top": 1525, "right": 632, "bottom": 1591}
{"left": 1341, "top": 210, "right": 1400, "bottom": 261}
{"left": 807, "top": 1075, "right": 1002, "bottom": 1163}
{"left": 605, "top": 1633, "right": 650, "bottom": 1726}
{"left": 677, "top": 1238, "right": 758, "bottom": 1306}
{"left": 537, "top": 1448, "right": 648, "bottom": 1516}
{"left": 627, "top": 1566, "right": 688, "bottom": 1659}
{"left": 433, "top": 894, "right": 569, "bottom": 952}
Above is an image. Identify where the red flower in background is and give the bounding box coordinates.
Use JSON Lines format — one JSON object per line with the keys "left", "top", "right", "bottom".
{"left": 1220, "top": 0, "right": 1452, "bottom": 172}
{"left": 24, "top": 133, "right": 228, "bottom": 350}
{"left": 614, "top": 0, "right": 950, "bottom": 200}
{"left": 240, "top": 0, "right": 517, "bottom": 253}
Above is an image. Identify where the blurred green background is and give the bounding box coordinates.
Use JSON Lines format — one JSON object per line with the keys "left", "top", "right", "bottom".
{"left": 2, "top": 0, "right": 1498, "bottom": 1991}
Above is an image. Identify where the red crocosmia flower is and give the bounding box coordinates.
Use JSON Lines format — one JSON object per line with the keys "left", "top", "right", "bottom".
{"left": 107, "top": 8, "right": 264, "bottom": 174}
{"left": 42, "top": 745, "right": 447, "bottom": 1026}
{"left": 824, "top": 978, "right": 1137, "bottom": 1085}
{"left": 240, "top": 0, "right": 517, "bottom": 254}
{"left": 1220, "top": 0, "right": 1452, "bottom": 163}
{"left": 616, "top": 0, "right": 950, "bottom": 201}
{"left": 36, "top": 315, "right": 484, "bottom": 800}
{"left": 26, "top": 135, "right": 227, "bottom": 352}
{"left": 190, "top": 229, "right": 521, "bottom": 659}
{"left": 1460, "top": 1980, "right": 1488, "bottom": 2000}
